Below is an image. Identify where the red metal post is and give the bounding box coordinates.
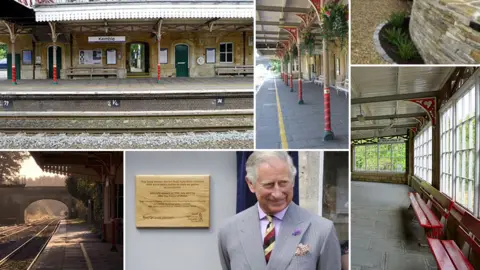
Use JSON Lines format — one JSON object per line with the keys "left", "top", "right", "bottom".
{"left": 52, "top": 43, "right": 58, "bottom": 84}
{"left": 297, "top": 42, "right": 303, "bottom": 104}
{"left": 290, "top": 74, "right": 293, "bottom": 92}
{"left": 324, "top": 87, "right": 333, "bottom": 139}
{"left": 53, "top": 65, "right": 57, "bottom": 84}
{"left": 110, "top": 218, "right": 118, "bottom": 252}
{"left": 157, "top": 34, "right": 161, "bottom": 83}
{"left": 11, "top": 40, "right": 17, "bottom": 85}
{"left": 102, "top": 222, "right": 106, "bottom": 242}
{"left": 12, "top": 65, "right": 17, "bottom": 85}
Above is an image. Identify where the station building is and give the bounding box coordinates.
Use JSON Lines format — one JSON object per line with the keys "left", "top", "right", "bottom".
{"left": 1, "top": 0, "right": 253, "bottom": 82}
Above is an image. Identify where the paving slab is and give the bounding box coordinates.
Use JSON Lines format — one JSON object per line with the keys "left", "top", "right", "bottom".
{"left": 31, "top": 220, "right": 123, "bottom": 270}
{"left": 352, "top": 181, "right": 437, "bottom": 270}
{"left": 0, "top": 77, "right": 253, "bottom": 93}
{"left": 256, "top": 75, "right": 348, "bottom": 149}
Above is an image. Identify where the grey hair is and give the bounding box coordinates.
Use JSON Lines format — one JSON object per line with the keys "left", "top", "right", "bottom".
{"left": 245, "top": 151, "right": 297, "bottom": 184}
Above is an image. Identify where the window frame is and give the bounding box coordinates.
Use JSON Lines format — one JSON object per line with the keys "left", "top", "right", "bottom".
{"left": 354, "top": 142, "right": 406, "bottom": 172}
{"left": 414, "top": 124, "right": 433, "bottom": 184}
{"left": 219, "top": 42, "right": 233, "bottom": 64}
{"left": 439, "top": 72, "right": 479, "bottom": 216}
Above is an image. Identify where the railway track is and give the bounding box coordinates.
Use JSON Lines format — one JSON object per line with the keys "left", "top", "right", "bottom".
{"left": 0, "top": 219, "right": 60, "bottom": 270}
{"left": 0, "top": 220, "right": 52, "bottom": 242}
{"left": 0, "top": 110, "right": 253, "bottom": 134}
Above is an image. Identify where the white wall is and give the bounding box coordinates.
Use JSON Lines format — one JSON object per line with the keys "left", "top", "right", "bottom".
{"left": 125, "top": 151, "right": 237, "bottom": 270}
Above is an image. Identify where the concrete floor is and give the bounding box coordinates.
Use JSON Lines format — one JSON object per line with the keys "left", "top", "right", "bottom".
{"left": 0, "top": 77, "right": 253, "bottom": 92}
{"left": 255, "top": 75, "right": 349, "bottom": 149}
{"left": 351, "top": 181, "right": 438, "bottom": 270}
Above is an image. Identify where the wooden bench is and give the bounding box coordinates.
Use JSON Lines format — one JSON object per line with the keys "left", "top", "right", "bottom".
{"left": 427, "top": 212, "right": 479, "bottom": 270}
{"left": 66, "top": 67, "right": 118, "bottom": 79}
{"left": 408, "top": 192, "right": 444, "bottom": 238}
{"left": 215, "top": 65, "right": 253, "bottom": 76}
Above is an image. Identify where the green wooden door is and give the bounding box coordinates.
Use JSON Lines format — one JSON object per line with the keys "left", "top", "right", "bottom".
{"left": 48, "top": 47, "right": 62, "bottom": 79}
{"left": 175, "top": 45, "right": 189, "bottom": 77}
{"left": 7, "top": 53, "right": 21, "bottom": 80}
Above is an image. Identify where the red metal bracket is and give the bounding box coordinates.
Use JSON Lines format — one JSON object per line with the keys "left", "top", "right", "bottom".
{"left": 408, "top": 98, "right": 437, "bottom": 126}
{"left": 280, "top": 40, "right": 290, "bottom": 50}
{"left": 410, "top": 127, "right": 418, "bottom": 134}
{"left": 308, "top": 0, "right": 322, "bottom": 14}
{"left": 281, "top": 26, "right": 298, "bottom": 44}
{"left": 297, "top": 13, "right": 309, "bottom": 27}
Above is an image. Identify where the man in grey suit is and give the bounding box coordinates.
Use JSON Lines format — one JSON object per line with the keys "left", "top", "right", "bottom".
{"left": 218, "top": 151, "right": 341, "bottom": 270}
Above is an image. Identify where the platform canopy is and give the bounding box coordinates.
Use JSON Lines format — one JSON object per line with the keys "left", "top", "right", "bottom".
{"left": 350, "top": 66, "right": 456, "bottom": 140}
{"left": 34, "top": 1, "right": 254, "bottom": 22}
{"left": 0, "top": 0, "right": 36, "bottom": 25}
{"left": 30, "top": 151, "right": 123, "bottom": 183}
{"left": 256, "top": 0, "right": 347, "bottom": 59}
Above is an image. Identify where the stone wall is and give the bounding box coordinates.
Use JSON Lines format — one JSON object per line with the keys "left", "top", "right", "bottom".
{"left": 410, "top": 0, "right": 480, "bottom": 63}
{"left": 299, "top": 151, "right": 349, "bottom": 241}
{"left": 352, "top": 171, "right": 407, "bottom": 185}
{"left": 299, "top": 43, "right": 348, "bottom": 85}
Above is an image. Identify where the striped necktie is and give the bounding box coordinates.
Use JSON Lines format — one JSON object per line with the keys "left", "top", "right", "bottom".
{"left": 263, "top": 215, "right": 275, "bottom": 263}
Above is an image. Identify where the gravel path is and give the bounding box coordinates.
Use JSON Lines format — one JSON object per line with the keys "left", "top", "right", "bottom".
{"left": 0, "top": 132, "right": 254, "bottom": 149}
{"left": 351, "top": 0, "right": 410, "bottom": 64}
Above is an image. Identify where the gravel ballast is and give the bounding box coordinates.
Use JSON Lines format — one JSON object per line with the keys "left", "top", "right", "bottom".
{"left": 0, "top": 132, "right": 254, "bottom": 149}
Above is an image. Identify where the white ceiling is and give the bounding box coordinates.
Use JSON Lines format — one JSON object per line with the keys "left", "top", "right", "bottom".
{"left": 256, "top": 0, "right": 348, "bottom": 58}
{"left": 351, "top": 66, "right": 455, "bottom": 140}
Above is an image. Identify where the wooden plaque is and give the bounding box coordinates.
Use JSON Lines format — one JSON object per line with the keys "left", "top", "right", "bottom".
{"left": 135, "top": 175, "right": 210, "bottom": 228}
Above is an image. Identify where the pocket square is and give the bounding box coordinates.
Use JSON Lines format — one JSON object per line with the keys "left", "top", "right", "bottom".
{"left": 295, "top": 243, "right": 311, "bottom": 256}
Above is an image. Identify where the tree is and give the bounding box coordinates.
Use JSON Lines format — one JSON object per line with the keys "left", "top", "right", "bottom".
{"left": 65, "top": 176, "right": 103, "bottom": 225}
{"left": 65, "top": 175, "right": 96, "bottom": 207}
{"left": 0, "top": 152, "right": 30, "bottom": 185}
{"left": 270, "top": 59, "right": 281, "bottom": 73}
{"left": 0, "top": 44, "right": 7, "bottom": 59}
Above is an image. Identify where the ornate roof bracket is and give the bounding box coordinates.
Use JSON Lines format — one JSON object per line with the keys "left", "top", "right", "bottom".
{"left": 407, "top": 97, "right": 437, "bottom": 126}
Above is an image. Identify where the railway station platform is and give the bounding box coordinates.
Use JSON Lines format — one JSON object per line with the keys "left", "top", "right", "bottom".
{"left": 31, "top": 219, "right": 123, "bottom": 270}
{"left": 0, "top": 77, "right": 253, "bottom": 95}
{"left": 351, "top": 181, "right": 438, "bottom": 270}
{"left": 256, "top": 74, "right": 349, "bottom": 149}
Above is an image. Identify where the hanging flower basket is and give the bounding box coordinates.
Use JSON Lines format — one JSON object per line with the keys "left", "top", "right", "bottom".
{"left": 319, "top": 1, "right": 348, "bottom": 47}
{"left": 283, "top": 53, "right": 290, "bottom": 64}
{"left": 301, "top": 31, "right": 316, "bottom": 56}
{"left": 291, "top": 45, "right": 298, "bottom": 59}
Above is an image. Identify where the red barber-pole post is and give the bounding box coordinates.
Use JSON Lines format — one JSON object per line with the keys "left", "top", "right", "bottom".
{"left": 297, "top": 42, "right": 303, "bottom": 104}
{"left": 323, "top": 39, "right": 333, "bottom": 140}
{"left": 110, "top": 218, "right": 118, "bottom": 252}
{"left": 53, "top": 64, "right": 57, "bottom": 84}
{"left": 290, "top": 74, "right": 293, "bottom": 92}
{"left": 156, "top": 20, "right": 163, "bottom": 84}
{"left": 157, "top": 37, "right": 161, "bottom": 83}
{"left": 11, "top": 40, "right": 17, "bottom": 85}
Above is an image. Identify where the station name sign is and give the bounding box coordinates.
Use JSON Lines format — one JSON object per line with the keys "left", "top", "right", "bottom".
{"left": 88, "top": 36, "right": 126, "bottom": 43}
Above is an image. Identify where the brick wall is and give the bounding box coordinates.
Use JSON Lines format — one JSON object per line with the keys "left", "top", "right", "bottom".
{"left": 352, "top": 171, "right": 407, "bottom": 185}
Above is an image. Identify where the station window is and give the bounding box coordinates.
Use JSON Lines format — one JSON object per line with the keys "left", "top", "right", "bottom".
{"left": 440, "top": 85, "right": 477, "bottom": 212}
{"left": 219, "top": 42, "right": 233, "bottom": 63}
{"left": 354, "top": 142, "right": 406, "bottom": 172}
{"left": 414, "top": 125, "right": 432, "bottom": 184}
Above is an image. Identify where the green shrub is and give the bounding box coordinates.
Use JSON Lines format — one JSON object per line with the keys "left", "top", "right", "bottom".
{"left": 389, "top": 11, "right": 406, "bottom": 28}
{"left": 396, "top": 36, "right": 419, "bottom": 60}
{"left": 383, "top": 27, "right": 406, "bottom": 46}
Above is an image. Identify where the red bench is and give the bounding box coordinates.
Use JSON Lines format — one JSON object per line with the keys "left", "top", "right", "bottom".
{"left": 408, "top": 192, "right": 443, "bottom": 238}
{"left": 427, "top": 212, "right": 479, "bottom": 270}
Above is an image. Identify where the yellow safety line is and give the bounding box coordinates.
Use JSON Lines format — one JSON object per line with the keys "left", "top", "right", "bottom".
{"left": 80, "top": 243, "right": 94, "bottom": 270}
{"left": 274, "top": 78, "right": 288, "bottom": 149}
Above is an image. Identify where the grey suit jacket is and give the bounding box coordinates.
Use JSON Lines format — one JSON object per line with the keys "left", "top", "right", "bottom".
{"left": 218, "top": 202, "right": 341, "bottom": 270}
